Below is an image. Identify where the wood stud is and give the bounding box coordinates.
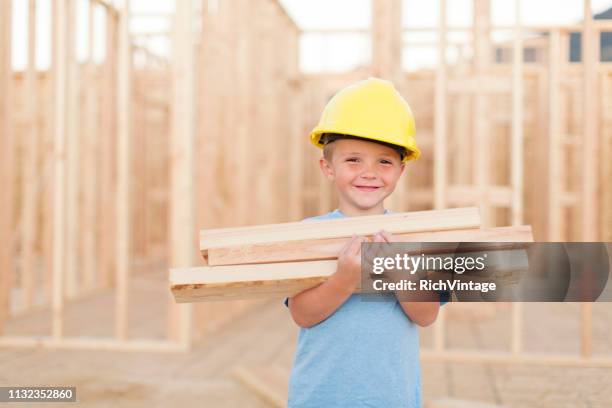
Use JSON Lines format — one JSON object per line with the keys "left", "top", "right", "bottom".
{"left": 0, "top": 0, "right": 14, "bottom": 335}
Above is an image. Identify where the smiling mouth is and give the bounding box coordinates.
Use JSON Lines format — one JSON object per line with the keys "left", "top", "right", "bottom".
{"left": 354, "top": 185, "right": 382, "bottom": 192}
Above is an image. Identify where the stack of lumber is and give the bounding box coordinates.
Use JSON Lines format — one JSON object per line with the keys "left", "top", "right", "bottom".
{"left": 170, "top": 207, "right": 534, "bottom": 303}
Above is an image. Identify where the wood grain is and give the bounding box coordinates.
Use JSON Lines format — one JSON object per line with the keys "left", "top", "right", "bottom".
{"left": 200, "top": 207, "right": 481, "bottom": 251}
{"left": 206, "top": 226, "right": 533, "bottom": 266}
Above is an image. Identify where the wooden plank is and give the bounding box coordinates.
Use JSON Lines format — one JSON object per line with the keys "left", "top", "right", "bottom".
{"left": 451, "top": 88, "right": 471, "bottom": 186}
{"left": 547, "top": 29, "right": 562, "bottom": 240}
{"left": 200, "top": 207, "right": 481, "bottom": 251}
{"left": 167, "top": 0, "right": 195, "bottom": 348}
{"left": 581, "top": 0, "right": 599, "bottom": 240}
{"left": 0, "top": 336, "right": 185, "bottom": 352}
{"left": 420, "top": 349, "right": 612, "bottom": 368}
{"left": 234, "top": 0, "right": 252, "bottom": 226}
{"left": 21, "top": 0, "right": 38, "bottom": 309}
{"left": 511, "top": 0, "right": 524, "bottom": 226}
{"left": 173, "top": 241, "right": 533, "bottom": 303}
{"left": 207, "top": 225, "right": 533, "bottom": 266}
{"left": 473, "top": 0, "right": 491, "bottom": 227}
{"left": 171, "top": 260, "right": 334, "bottom": 303}
{"left": 434, "top": 0, "right": 447, "bottom": 210}
{"left": 43, "top": 67, "right": 54, "bottom": 305}
{"left": 98, "top": 8, "right": 117, "bottom": 290}
{"left": 0, "top": 0, "right": 14, "bottom": 334}
{"left": 533, "top": 69, "right": 549, "bottom": 240}
{"left": 371, "top": 0, "right": 403, "bottom": 82}
{"left": 82, "top": 0, "right": 96, "bottom": 292}
{"left": 64, "top": 0, "right": 79, "bottom": 299}
{"left": 603, "top": 75, "right": 612, "bottom": 241}
{"left": 52, "top": 0, "right": 68, "bottom": 340}
{"left": 115, "top": 0, "right": 131, "bottom": 341}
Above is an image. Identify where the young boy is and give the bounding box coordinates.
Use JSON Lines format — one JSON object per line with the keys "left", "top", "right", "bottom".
{"left": 285, "top": 78, "right": 448, "bottom": 407}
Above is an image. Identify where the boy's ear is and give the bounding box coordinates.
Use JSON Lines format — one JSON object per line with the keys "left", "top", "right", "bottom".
{"left": 319, "top": 157, "right": 335, "bottom": 181}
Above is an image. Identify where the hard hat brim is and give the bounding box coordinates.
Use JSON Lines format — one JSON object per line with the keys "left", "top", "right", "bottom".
{"left": 310, "top": 129, "right": 421, "bottom": 162}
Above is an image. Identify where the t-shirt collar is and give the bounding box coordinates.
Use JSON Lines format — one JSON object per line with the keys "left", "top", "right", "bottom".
{"left": 332, "top": 208, "right": 390, "bottom": 217}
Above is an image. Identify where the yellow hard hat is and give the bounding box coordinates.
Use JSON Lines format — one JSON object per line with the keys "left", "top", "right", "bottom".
{"left": 310, "top": 77, "right": 420, "bottom": 162}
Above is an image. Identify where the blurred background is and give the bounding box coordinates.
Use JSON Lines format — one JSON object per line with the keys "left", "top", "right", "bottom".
{"left": 0, "top": 0, "right": 611, "bottom": 407}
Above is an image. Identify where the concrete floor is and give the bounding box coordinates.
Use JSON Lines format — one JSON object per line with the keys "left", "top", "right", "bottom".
{"left": 1, "top": 273, "right": 611, "bottom": 407}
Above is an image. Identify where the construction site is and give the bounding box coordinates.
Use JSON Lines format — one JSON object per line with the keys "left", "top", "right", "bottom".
{"left": 1, "top": 0, "right": 612, "bottom": 406}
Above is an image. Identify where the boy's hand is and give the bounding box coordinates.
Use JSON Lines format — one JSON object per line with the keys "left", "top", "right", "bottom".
{"left": 372, "top": 230, "right": 401, "bottom": 285}
{"left": 331, "top": 235, "right": 366, "bottom": 294}
{"left": 375, "top": 229, "right": 395, "bottom": 243}
{"left": 372, "top": 230, "right": 422, "bottom": 285}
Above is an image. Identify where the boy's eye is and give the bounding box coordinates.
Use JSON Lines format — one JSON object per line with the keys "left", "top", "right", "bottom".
{"left": 380, "top": 159, "right": 393, "bottom": 165}
{"left": 346, "top": 157, "right": 359, "bottom": 162}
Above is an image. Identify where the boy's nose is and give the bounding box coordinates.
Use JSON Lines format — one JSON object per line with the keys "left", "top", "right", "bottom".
{"left": 361, "top": 162, "right": 379, "bottom": 177}
{"left": 360, "top": 169, "right": 377, "bottom": 179}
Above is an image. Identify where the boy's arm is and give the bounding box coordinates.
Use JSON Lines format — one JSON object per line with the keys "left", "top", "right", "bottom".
{"left": 396, "top": 291, "right": 441, "bottom": 327}
{"left": 288, "top": 236, "right": 364, "bottom": 328}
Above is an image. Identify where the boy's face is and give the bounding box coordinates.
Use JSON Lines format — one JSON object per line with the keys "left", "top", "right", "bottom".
{"left": 319, "top": 138, "right": 405, "bottom": 215}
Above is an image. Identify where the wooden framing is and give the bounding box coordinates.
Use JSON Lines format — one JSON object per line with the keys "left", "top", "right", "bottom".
{"left": 547, "top": 29, "right": 563, "bottom": 240}
{"left": 1, "top": 0, "right": 189, "bottom": 352}
{"left": 65, "top": 0, "right": 79, "bottom": 299}
{"left": 434, "top": 0, "right": 447, "bottom": 210}
{"left": 581, "top": 0, "right": 599, "bottom": 241}
{"left": 0, "top": 0, "right": 14, "bottom": 335}
{"left": 82, "top": 0, "right": 97, "bottom": 292}
{"left": 207, "top": 226, "right": 533, "bottom": 266}
{"left": 371, "top": 0, "right": 403, "bottom": 82}
{"left": 21, "top": 0, "right": 38, "bottom": 309}
{"left": 234, "top": 0, "right": 253, "bottom": 226}
{"left": 0, "top": 336, "right": 186, "bottom": 352}
{"left": 473, "top": 0, "right": 491, "bottom": 227}
{"left": 201, "top": 207, "right": 481, "bottom": 251}
{"left": 511, "top": 0, "right": 524, "bottom": 226}
{"left": 420, "top": 349, "right": 612, "bottom": 368}
{"left": 115, "top": 0, "right": 131, "bottom": 341}
{"left": 1, "top": 0, "right": 610, "bottom": 361}
{"left": 168, "top": 0, "right": 195, "bottom": 348}
{"left": 98, "top": 2, "right": 118, "bottom": 290}
{"left": 510, "top": 0, "right": 525, "bottom": 340}
{"left": 51, "top": 0, "right": 68, "bottom": 340}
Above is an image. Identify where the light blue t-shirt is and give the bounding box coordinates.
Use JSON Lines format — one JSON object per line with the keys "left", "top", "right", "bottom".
{"left": 285, "top": 209, "right": 449, "bottom": 407}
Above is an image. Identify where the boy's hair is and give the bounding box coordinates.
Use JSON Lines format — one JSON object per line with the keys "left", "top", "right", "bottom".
{"left": 321, "top": 133, "right": 406, "bottom": 162}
